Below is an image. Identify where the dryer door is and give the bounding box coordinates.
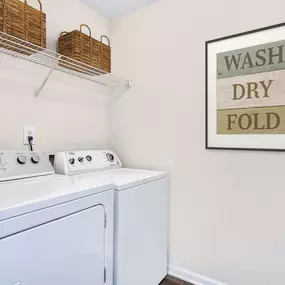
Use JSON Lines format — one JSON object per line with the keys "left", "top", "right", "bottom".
{"left": 0, "top": 205, "right": 106, "bottom": 285}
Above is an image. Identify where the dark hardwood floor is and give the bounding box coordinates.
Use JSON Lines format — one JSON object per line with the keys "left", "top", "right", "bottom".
{"left": 160, "top": 275, "right": 193, "bottom": 285}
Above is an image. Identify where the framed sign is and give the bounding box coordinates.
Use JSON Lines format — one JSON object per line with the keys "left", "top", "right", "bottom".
{"left": 206, "top": 22, "right": 285, "bottom": 151}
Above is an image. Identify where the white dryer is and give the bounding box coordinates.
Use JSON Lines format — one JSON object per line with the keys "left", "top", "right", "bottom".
{"left": 54, "top": 150, "right": 169, "bottom": 285}
{"left": 0, "top": 151, "right": 114, "bottom": 285}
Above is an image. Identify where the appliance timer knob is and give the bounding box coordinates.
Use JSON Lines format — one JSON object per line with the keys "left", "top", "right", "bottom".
{"left": 17, "top": 155, "right": 27, "bottom": 164}
{"left": 31, "top": 155, "right": 40, "bottom": 164}
{"left": 106, "top": 153, "right": 114, "bottom": 162}
{"left": 69, "top": 158, "right": 75, "bottom": 165}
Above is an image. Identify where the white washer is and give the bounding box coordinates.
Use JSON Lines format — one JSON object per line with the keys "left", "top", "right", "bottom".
{"left": 54, "top": 150, "right": 169, "bottom": 285}
{"left": 0, "top": 151, "right": 114, "bottom": 285}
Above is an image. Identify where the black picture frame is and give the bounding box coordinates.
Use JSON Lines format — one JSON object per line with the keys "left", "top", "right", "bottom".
{"left": 205, "top": 21, "right": 285, "bottom": 152}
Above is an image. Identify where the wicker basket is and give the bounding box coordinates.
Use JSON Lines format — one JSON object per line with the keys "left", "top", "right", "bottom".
{"left": 0, "top": 0, "right": 46, "bottom": 53}
{"left": 58, "top": 24, "right": 111, "bottom": 73}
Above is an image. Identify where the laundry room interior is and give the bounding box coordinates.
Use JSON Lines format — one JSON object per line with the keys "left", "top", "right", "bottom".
{"left": 0, "top": 0, "right": 285, "bottom": 285}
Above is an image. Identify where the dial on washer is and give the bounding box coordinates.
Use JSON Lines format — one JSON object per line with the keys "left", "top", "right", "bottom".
{"left": 17, "top": 155, "right": 27, "bottom": 164}
{"left": 106, "top": 153, "right": 114, "bottom": 162}
{"left": 86, "top": 155, "right": 92, "bottom": 162}
{"left": 31, "top": 155, "right": 40, "bottom": 164}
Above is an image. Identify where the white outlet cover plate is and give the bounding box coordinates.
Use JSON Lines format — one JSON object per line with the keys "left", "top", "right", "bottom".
{"left": 23, "top": 126, "right": 36, "bottom": 145}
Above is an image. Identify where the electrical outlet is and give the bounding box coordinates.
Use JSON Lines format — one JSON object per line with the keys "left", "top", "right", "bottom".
{"left": 23, "top": 126, "right": 36, "bottom": 145}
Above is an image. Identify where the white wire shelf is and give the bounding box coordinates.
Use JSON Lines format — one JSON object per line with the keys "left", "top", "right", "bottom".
{"left": 0, "top": 31, "right": 131, "bottom": 96}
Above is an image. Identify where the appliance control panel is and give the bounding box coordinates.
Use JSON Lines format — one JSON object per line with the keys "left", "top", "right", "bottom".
{"left": 54, "top": 150, "right": 122, "bottom": 175}
{"left": 0, "top": 151, "right": 54, "bottom": 182}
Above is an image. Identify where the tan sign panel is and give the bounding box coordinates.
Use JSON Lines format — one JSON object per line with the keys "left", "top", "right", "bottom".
{"left": 217, "top": 106, "right": 285, "bottom": 134}
{"left": 217, "top": 70, "right": 285, "bottom": 110}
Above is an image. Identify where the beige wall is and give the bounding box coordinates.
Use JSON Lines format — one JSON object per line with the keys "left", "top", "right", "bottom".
{"left": 0, "top": 0, "right": 110, "bottom": 153}
{"left": 110, "top": 1, "right": 285, "bottom": 285}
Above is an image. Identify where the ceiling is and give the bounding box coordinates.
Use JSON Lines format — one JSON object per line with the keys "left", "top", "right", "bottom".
{"left": 81, "top": 0, "right": 159, "bottom": 18}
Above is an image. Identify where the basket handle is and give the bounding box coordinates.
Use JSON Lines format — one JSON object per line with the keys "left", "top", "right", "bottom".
{"left": 24, "top": 0, "right": 43, "bottom": 12}
{"left": 60, "top": 31, "right": 69, "bottom": 37}
{"left": 100, "top": 35, "right": 110, "bottom": 47}
{"left": 79, "top": 24, "right": 92, "bottom": 62}
{"left": 99, "top": 35, "right": 111, "bottom": 72}
{"left": 80, "top": 24, "right": 92, "bottom": 37}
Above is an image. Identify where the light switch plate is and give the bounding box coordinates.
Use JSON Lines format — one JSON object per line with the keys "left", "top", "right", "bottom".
{"left": 23, "top": 126, "right": 36, "bottom": 145}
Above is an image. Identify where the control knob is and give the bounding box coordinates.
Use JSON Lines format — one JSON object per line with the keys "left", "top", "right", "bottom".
{"left": 17, "top": 155, "right": 27, "bottom": 165}
{"left": 106, "top": 153, "right": 114, "bottom": 162}
{"left": 78, "top": 157, "right": 84, "bottom": 163}
{"left": 69, "top": 158, "right": 75, "bottom": 165}
{"left": 31, "top": 155, "right": 40, "bottom": 164}
{"left": 86, "top": 155, "right": 92, "bottom": 162}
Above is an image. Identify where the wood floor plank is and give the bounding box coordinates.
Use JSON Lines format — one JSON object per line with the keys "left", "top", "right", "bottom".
{"left": 159, "top": 275, "right": 193, "bottom": 285}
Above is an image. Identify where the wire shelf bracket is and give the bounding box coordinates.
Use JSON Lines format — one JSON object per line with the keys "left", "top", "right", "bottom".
{"left": 34, "top": 57, "right": 60, "bottom": 98}
{"left": 0, "top": 31, "right": 132, "bottom": 97}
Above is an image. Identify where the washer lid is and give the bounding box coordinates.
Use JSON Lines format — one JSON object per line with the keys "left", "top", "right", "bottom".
{"left": 0, "top": 174, "right": 113, "bottom": 221}
{"left": 73, "top": 168, "right": 168, "bottom": 190}
{"left": 110, "top": 169, "right": 168, "bottom": 190}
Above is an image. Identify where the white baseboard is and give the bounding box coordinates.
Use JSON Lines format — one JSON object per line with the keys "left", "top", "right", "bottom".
{"left": 168, "top": 265, "right": 227, "bottom": 285}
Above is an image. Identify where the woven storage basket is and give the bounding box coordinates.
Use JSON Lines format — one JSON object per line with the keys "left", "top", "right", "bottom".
{"left": 58, "top": 24, "right": 111, "bottom": 73}
{"left": 0, "top": 0, "right": 46, "bottom": 53}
